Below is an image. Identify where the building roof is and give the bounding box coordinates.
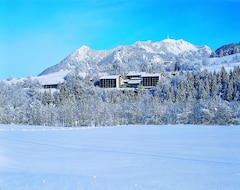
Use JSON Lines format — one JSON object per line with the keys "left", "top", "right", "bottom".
{"left": 141, "top": 73, "right": 161, "bottom": 77}
{"left": 35, "top": 70, "right": 69, "bottom": 85}
{"left": 127, "top": 71, "right": 161, "bottom": 78}
{"left": 100, "top": 75, "right": 121, "bottom": 80}
{"left": 126, "top": 71, "right": 146, "bottom": 77}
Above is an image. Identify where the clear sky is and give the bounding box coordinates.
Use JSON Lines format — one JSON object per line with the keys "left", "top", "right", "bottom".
{"left": 1, "top": 0, "right": 240, "bottom": 79}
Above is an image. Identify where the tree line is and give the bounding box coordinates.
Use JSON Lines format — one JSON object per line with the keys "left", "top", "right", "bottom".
{"left": 0, "top": 66, "right": 240, "bottom": 127}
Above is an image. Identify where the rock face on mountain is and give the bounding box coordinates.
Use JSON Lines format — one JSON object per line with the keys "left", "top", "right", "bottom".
{"left": 39, "top": 39, "right": 212, "bottom": 76}
{"left": 211, "top": 42, "right": 240, "bottom": 57}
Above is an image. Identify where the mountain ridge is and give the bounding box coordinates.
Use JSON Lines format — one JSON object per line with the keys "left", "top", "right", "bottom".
{"left": 39, "top": 38, "right": 212, "bottom": 76}
{"left": 211, "top": 42, "right": 240, "bottom": 57}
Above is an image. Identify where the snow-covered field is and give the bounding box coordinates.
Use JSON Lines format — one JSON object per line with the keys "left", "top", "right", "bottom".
{"left": 202, "top": 53, "right": 240, "bottom": 72}
{"left": 0, "top": 125, "right": 239, "bottom": 190}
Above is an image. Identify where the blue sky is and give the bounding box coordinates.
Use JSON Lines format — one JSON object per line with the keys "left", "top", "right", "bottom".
{"left": 1, "top": 0, "right": 240, "bottom": 79}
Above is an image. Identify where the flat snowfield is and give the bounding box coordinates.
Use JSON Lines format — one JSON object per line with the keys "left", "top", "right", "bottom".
{"left": 0, "top": 125, "right": 239, "bottom": 190}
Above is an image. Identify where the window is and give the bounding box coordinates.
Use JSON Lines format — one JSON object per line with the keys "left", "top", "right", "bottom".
{"left": 142, "top": 77, "right": 159, "bottom": 87}
{"left": 100, "top": 79, "right": 116, "bottom": 88}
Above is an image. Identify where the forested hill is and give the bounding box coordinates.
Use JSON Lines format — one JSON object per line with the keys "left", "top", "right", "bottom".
{"left": 211, "top": 42, "right": 240, "bottom": 57}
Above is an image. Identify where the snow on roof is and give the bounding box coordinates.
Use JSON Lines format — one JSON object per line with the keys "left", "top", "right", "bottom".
{"left": 2, "top": 70, "right": 71, "bottom": 85}
{"left": 100, "top": 75, "right": 121, "bottom": 80}
{"left": 127, "top": 72, "right": 162, "bottom": 78}
{"left": 126, "top": 71, "right": 146, "bottom": 76}
{"left": 33, "top": 70, "right": 71, "bottom": 85}
{"left": 128, "top": 79, "right": 142, "bottom": 84}
{"left": 141, "top": 73, "right": 161, "bottom": 77}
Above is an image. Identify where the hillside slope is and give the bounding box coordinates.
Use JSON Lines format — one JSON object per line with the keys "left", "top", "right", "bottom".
{"left": 211, "top": 42, "right": 240, "bottom": 57}
{"left": 39, "top": 39, "right": 212, "bottom": 76}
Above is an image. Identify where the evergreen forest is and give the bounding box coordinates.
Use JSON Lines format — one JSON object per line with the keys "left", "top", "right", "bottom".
{"left": 1, "top": 66, "right": 240, "bottom": 126}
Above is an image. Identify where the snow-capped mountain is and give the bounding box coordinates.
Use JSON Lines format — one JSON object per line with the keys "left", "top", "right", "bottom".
{"left": 40, "top": 46, "right": 111, "bottom": 75}
{"left": 134, "top": 39, "right": 199, "bottom": 54}
{"left": 39, "top": 39, "right": 212, "bottom": 76}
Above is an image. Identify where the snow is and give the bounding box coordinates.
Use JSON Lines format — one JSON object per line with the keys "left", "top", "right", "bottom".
{"left": 134, "top": 39, "right": 201, "bottom": 55}
{"left": 134, "top": 40, "right": 159, "bottom": 54}
{"left": 3, "top": 70, "right": 71, "bottom": 86}
{"left": 126, "top": 72, "right": 161, "bottom": 78}
{"left": 203, "top": 53, "right": 240, "bottom": 72}
{"left": 0, "top": 125, "right": 239, "bottom": 190}
{"left": 141, "top": 73, "right": 161, "bottom": 77}
{"left": 19, "top": 38, "right": 213, "bottom": 78}
{"left": 126, "top": 71, "right": 146, "bottom": 77}
{"left": 100, "top": 75, "right": 121, "bottom": 80}
{"left": 160, "top": 38, "right": 199, "bottom": 54}
{"left": 128, "top": 79, "right": 142, "bottom": 85}
{"left": 32, "top": 70, "right": 71, "bottom": 85}
{"left": 202, "top": 62, "right": 240, "bottom": 72}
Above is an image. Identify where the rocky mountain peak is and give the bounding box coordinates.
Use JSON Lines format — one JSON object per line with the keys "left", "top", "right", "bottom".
{"left": 39, "top": 39, "right": 212, "bottom": 76}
